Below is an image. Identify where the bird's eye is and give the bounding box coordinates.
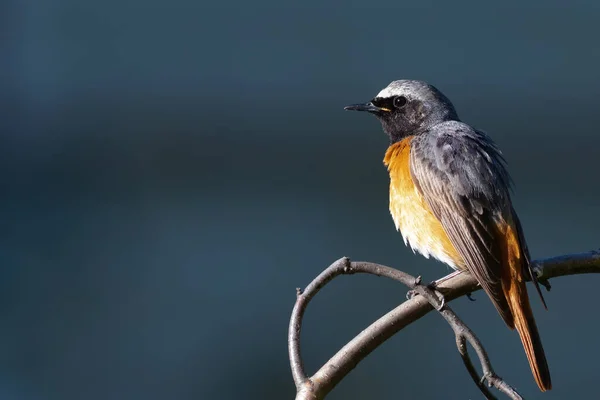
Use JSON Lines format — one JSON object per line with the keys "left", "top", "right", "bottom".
{"left": 393, "top": 96, "right": 407, "bottom": 108}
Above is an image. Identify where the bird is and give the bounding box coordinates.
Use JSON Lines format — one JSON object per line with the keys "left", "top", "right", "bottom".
{"left": 344, "top": 80, "right": 551, "bottom": 392}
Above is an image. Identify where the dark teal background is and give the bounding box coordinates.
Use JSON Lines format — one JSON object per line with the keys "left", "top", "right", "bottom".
{"left": 2, "top": 1, "right": 600, "bottom": 399}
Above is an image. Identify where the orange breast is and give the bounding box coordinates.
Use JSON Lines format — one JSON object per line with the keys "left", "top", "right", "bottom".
{"left": 383, "top": 137, "right": 463, "bottom": 270}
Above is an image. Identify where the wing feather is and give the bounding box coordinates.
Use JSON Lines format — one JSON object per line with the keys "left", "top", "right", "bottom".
{"left": 410, "top": 121, "right": 515, "bottom": 326}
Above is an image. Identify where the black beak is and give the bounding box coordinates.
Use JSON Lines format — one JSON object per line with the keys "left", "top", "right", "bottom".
{"left": 344, "top": 102, "right": 388, "bottom": 113}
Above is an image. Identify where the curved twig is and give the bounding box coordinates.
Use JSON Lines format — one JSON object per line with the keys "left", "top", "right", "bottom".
{"left": 415, "top": 283, "right": 522, "bottom": 400}
{"left": 289, "top": 250, "right": 600, "bottom": 400}
{"left": 290, "top": 258, "right": 520, "bottom": 398}
{"left": 456, "top": 335, "right": 497, "bottom": 400}
{"left": 288, "top": 258, "right": 356, "bottom": 391}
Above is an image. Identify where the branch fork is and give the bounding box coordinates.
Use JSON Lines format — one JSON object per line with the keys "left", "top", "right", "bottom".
{"left": 288, "top": 250, "right": 600, "bottom": 400}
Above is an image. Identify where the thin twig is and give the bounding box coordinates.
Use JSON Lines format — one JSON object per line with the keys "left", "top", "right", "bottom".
{"left": 414, "top": 283, "right": 523, "bottom": 400}
{"left": 456, "top": 335, "right": 497, "bottom": 400}
{"left": 289, "top": 250, "right": 600, "bottom": 400}
{"left": 288, "top": 257, "right": 353, "bottom": 391}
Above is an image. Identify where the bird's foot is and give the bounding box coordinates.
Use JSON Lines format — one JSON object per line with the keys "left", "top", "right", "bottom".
{"left": 412, "top": 276, "right": 446, "bottom": 311}
{"left": 532, "top": 262, "right": 552, "bottom": 291}
{"left": 427, "top": 279, "right": 439, "bottom": 290}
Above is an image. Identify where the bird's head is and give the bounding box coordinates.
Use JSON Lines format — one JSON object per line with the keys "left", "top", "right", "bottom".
{"left": 345, "top": 80, "right": 459, "bottom": 143}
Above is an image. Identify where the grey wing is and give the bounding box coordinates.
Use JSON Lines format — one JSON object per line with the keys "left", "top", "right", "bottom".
{"left": 410, "top": 122, "right": 515, "bottom": 326}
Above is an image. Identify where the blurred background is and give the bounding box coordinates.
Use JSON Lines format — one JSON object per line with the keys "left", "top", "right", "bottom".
{"left": 2, "top": 1, "right": 600, "bottom": 399}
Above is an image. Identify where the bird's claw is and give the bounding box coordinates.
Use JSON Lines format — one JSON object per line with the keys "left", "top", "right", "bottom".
{"left": 539, "top": 279, "right": 552, "bottom": 291}
{"left": 425, "top": 280, "right": 446, "bottom": 310}
{"left": 426, "top": 280, "right": 438, "bottom": 290}
{"left": 436, "top": 294, "right": 446, "bottom": 311}
{"left": 420, "top": 279, "right": 446, "bottom": 310}
{"left": 533, "top": 262, "right": 552, "bottom": 291}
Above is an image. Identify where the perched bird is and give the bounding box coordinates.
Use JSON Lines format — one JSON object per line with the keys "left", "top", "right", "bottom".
{"left": 344, "top": 80, "right": 551, "bottom": 391}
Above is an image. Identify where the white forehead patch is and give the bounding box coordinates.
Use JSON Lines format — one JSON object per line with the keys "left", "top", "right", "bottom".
{"left": 376, "top": 85, "right": 401, "bottom": 99}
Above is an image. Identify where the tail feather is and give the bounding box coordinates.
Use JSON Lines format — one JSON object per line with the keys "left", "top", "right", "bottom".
{"left": 501, "top": 217, "right": 551, "bottom": 391}
{"left": 507, "top": 284, "right": 552, "bottom": 391}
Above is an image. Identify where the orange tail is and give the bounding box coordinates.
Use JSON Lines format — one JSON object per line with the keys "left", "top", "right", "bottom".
{"left": 506, "top": 283, "right": 552, "bottom": 391}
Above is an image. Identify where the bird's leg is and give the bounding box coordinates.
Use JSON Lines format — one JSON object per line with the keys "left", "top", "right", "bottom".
{"left": 429, "top": 271, "right": 477, "bottom": 302}
{"left": 429, "top": 270, "right": 463, "bottom": 288}
{"left": 426, "top": 270, "right": 469, "bottom": 310}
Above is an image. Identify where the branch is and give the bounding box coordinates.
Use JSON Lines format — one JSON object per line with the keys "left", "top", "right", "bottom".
{"left": 288, "top": 250, "right": 600, "bottom": 399}
{"left": 414, "top": 281, "right": 523, "bottom": 399}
